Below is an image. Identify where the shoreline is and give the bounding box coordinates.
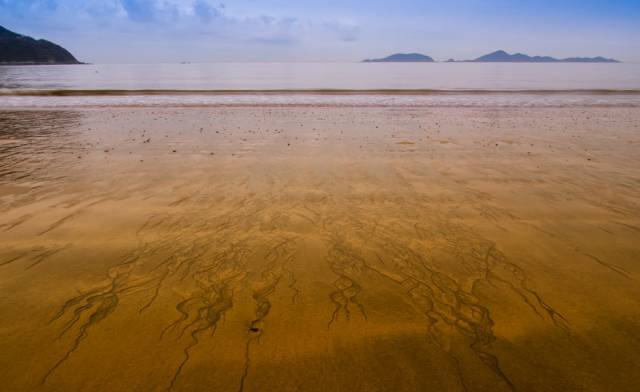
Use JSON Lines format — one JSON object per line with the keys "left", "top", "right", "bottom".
{"left": 3, "top": 88, "right": 640, "bottom": 96}
{"left": 2, "top": 91, "right": 640, "bottom": 109}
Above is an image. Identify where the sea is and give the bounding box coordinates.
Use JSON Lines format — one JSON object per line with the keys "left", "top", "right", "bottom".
{"left": 1, "top": 62, "right": 640, "bottom": 107}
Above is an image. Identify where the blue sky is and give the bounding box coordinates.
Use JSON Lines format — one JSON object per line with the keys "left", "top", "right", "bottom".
{"left": 1, "top": 0, "right": 639, "bottom": 62}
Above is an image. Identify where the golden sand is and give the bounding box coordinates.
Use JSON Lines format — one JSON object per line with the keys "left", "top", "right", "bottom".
{"left": 1, "top": 106, "right": 639, "bottom": 391}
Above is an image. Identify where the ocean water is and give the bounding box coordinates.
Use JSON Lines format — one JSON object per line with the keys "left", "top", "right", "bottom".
{"left": 2, "top": 62, "right": 640, "bottom": 91}
{"left": 1, "top": 62, "right": 640, "bottom": 107}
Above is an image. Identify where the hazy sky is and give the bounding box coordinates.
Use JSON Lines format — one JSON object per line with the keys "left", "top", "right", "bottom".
{"left": 1, "top": 0, "right": 639, "bottom": 63}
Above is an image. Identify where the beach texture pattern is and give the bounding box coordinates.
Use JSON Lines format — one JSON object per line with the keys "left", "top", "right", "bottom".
{"left": 1, "top": 106, "right": 639, "bottom": 391}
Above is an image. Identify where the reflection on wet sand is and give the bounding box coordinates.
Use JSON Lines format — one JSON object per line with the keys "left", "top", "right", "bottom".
{"left": 1, "top": 107, "right": 639, "bottom": 391}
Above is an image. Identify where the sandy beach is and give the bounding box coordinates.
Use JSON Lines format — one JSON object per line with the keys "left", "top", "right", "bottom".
{"left": 1, "top": 104, "right": 639, "bottom": 391}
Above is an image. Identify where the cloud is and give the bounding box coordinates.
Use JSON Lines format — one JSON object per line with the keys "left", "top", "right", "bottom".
{"left": 0, "top": 0, "right": 58, "bottom": 15}
{"left": 324, "top": 21, "right": 360, "bottom": 42}
{"left": 120, "top": 0, "right": 155, "bottom": 22}
{"left": 193, "top": 0, "right": 221, "bottom": 23}
{"left": 0, "top": 0, "right": 364, "bottom": 61}
{"left": 246, "top": 16, "right": 301, "bottom": 45}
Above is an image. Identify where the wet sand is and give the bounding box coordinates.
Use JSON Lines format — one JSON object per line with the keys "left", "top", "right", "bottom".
{"left": 1, "top": 106, "right": 639, "bottom": 391}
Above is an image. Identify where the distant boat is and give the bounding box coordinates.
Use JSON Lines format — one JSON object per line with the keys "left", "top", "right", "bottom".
{"left": 362, "top": 53, "right": 435, "bottom": 63}
{"left": 0, "top": 25, "right": 81, "bottom": 65}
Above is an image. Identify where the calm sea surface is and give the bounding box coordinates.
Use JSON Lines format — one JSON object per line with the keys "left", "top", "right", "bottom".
{"left": 2, "top": 62, "right": 640, "bottom": 91}
{"left": 2, "top": 63, "right": 640, "bottom": 107}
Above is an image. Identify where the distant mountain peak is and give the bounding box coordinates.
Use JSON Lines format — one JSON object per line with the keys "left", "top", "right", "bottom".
{"left": 0, "top": 25, "right": 81, "bottom": 65}
{"left": 363, "top": 53, "right": 434, "bottom": 63}
{"left": 470, "top": 50, "right": 619, "bottom": 63}
{"left": 0, "top": 25, "right": 21, "bottom": 39}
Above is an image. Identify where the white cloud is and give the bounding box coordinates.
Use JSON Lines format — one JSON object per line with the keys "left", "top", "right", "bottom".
{"left": 0, "top": 0, "right": 363, "bottom": 62}
{"left": 324, "top": 21, "right": 360, "bottom": 42}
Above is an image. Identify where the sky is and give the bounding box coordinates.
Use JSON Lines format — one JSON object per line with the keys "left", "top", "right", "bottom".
{"left": 1, "top": 0, "right": 639, "bottom": 63}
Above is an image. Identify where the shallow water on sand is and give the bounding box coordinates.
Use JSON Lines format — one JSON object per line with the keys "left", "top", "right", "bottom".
{"left": 2, "top": 92, "right": 640, "bottom": 108}
{"left": 1, "top": 106, "right": 639, "bottom": 391}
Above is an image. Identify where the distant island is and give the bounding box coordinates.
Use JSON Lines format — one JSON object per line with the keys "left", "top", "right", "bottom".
{"left": 456, "top": 50, "right": 620, "bottom": 63}
{"left": 363, "top": 50, "right": 619, "bottom": 63}
{"left": 362, "top": 53, "right": 434, "bottom": 63}
{"left": 0, "top": 25, "right": 81, "bottom": 65}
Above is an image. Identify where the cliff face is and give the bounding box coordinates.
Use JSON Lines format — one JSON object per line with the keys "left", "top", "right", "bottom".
{"left": 0, "top": 25, "right": 81, "bottom": 64}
